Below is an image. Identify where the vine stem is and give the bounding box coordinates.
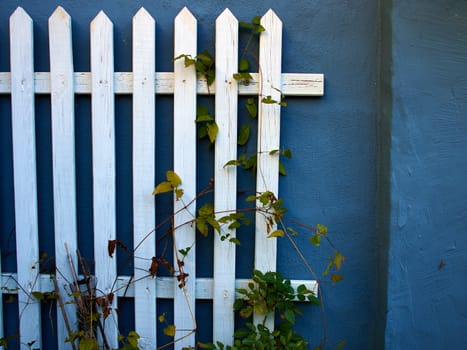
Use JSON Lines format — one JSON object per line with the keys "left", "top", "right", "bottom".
{"left": 279, "top": 218, "right": 328, "bottom": 347}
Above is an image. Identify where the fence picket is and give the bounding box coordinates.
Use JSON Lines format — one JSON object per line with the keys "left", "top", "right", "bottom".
{"left": 91, "top": 11, "right": 118, "bottom": 349}
{"left": 173, "top": 7, "right": 197, "bottom": 349}
{"left": 132, "top": 8, "right": 157, "bottom": 349}
{"left": 1, "top": 6, "right": 323, "bottom": 349}
{"left": 254, "top": 9, "right": 283, "bottom": 329}
{"left": 213, "top": 9, "right": 238, "bottom": 344}
{"left": 49, "top": 7, "right": 78, "bottom": 349}
{"left": 10, "top": 9, "right": 41, "bottom": 349}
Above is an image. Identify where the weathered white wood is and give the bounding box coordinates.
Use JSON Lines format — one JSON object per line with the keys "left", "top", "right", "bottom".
{"left": 1, "top": 273, "right": 318, "bottom": 301}
{"left": 10, "top": 9, "right": 42, "bottom": 349}
{"left": 49, "top": 7, "right": 79, "bottom": 349}
{"left": 0, "top": 72, "right": 324, "bottom": 96}
{"left": 132, "top": 8, "right": 156, "bottom": 350}
{"left": 90, "top": 11, "right": 118, "bottom": 349}
{"left": 173, "top": 7, "right": 197, "bottom": 349}
{"left": 254, "top": 9, "right": 283, "bottom": 328}
{"left": 213, "top": 9, "right": 238, "bottom": 345}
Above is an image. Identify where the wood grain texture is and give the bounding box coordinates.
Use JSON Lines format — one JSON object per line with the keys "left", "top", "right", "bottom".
{"left": 254, "top": 9, "right": 283, "bottom": 329}
{"left": 49, "top": 7, "right": 78, "bottom": 349}
{"left": 213, "top": 8, "right": 238, "bottom": 344}
{"left": 0, "top": 72, "right": 324, "bottom": 96}
{"left": 132, "top": 7, "right": 157, "bottom": 349}
{"left": 91, "top": 11, "right": 118, "bottom": 349}
{"left": 173, "top": 7, "right": 197, "bottom": 349}
{"left": 1, "top": 273, "right": 319, "bottom": 300}
{"left": 10, "top": 8, "right": 42, "bottom": 349}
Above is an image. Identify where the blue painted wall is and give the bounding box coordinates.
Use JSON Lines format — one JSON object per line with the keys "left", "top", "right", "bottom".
{"left": 385, "top": 1, "right": 467, "bottom": 349}
{"left": 1, "top": 0, "right": 466, "bottom": 349}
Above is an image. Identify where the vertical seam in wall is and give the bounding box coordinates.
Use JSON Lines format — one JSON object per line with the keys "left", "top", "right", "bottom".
{"left": 376, "top": 0, "right": 392, "bottom": 348}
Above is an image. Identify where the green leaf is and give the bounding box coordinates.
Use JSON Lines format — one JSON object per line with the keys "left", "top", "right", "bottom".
{"left": 196, "top": 115, "right": 214, "bottom": 122}
{"left": 239, "top": 305, "right": 253, "bottom": 318}
{"left": 197, "top": 51, "right": 213, "bottom": 64}
{"left": 269, "top": 149, "right": 279, "bottom": 156}
{"left": 207, "top": 122, "right": 219, "bottom": 143}
{"left": 79, "top": 338, "right": 99, "bottom": 350}
{"left": 198, "top": 126, "right": 208, "bottom": 139}
{"left": 184, "top": 57, "right": 196, "bottom": 67}
{"left": 238, "top": 125, "right": 250, "bottom": 146}
{"left": 224, "top": 159, "right": 241, "bottom": 167}
{"left": 179, "top": 247, "right": 191, "bottom": 257}
{"left": 268, "top": 230, "right": 285, "bottom": 238}
{"left": 337, "top": 339, "right": 346, "bottom": 350}
{"left": 163, "top": 324, "right": 176, "bottom": 337}
{"left": 173, "top": 53, "right": 191, "bottom": 62}
{"left": 316, "top": 223, "right": 328, "bottom": 235}
{"left": 175, "top": 188, "right": 184, "bottom": 200}
{"left": 153, "top": 181, "right": 172, "bottom": 195}
{"left": 279, "top": 161, "right": 287, "bottom": 176}
{"left": 330, "top": 274, "right": 344, "bottom": 283}
{"left": 167, "top": 170, "right": 182, "bottom": 187}
{"left": 206, "top": 70, "right": 216, "bottom": 86}
{"left": 233, "top": 72, "right": 253, "bottom": 83}
{"left": 246, "top": 195, "right": 257, "bottom": 202}
{"left": 333, "top": 252, "right": 345, "bottom": 270}
{"left": 281, "top": 149, "right": 292, "bottom": 158}
{"left": 284, "top": 309, "right": 296, "bottom": 325}
{"left": 199, "top": 203, "right": 214, "bottom": 217}
{"left": 197, "top": 104, "right": 210, "bottom": 117}
{"left": 239, "top": 21, "right": 253, "bottom": 29}
{"left": 208, "top": 217, "right": 221, "bottom": 233}
{"left": 239, "top": 58, "right": 249, "bottom": 72}
{"left": 32, "top": 291, "right": 44, "bottom": 300}
{"left": 261, "top": 95, "right": 277, "bottom": 104}
{"left": 309, "top": 235, "right": 321, "bottom": 246}
{"left": 229, "top": 237, "right": 241, "bottom": 245}
{"left": 246, "top": 98, "right": 257, "bottom": 118}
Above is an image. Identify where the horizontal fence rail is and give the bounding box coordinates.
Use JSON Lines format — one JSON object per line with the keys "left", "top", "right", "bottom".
{"left": 0, "top": 6, "right": 324, "bottom": 350}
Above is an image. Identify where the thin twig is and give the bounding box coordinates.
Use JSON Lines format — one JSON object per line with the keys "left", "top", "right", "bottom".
{"left": 53, "top": 277, "right": 77, "bottom": 350}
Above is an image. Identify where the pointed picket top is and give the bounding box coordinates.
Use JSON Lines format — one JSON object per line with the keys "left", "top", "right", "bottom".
{"left": 175, "top": 6, "right": 196, "bottom": 25}
{"left": 133, "top": 7, "right": 154, "bottom": 23}
{"left": 132, "top": 5, "right": 156, "bottom": 348}
{"left": 10, "top": 7, "right": 32, "bottom": 25}
{"left": 91, "top": 10, "right": 113, "bottom": 33}
{"left": 254, "top": 6, "right": 283, "bottom": 331}
{"left": 48, "top": 6, "right": 73, "bottom": 76}
{"left": 213, "top": 6, "right": 238, "bottom": 344}
{"left": 49, "top": 6, "right": 71, "bottom": 31}
{"left": 10, "top": 5, "right": 41, "bottom": 348}
{"left": 49, "top": 6, "right": 77, "bottom": 350}
{"left": 173, "top": 6, "right": 197, "bottom": 350}
{"left": 217, "top": 7, "right": 236, "bottom": 22}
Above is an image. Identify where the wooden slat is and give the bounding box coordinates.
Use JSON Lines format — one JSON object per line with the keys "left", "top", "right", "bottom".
{"left": 1, "top": 273, "right": 318, "bottom": 301}
{"left": 254, "top": 9, "right": 283, "bottom": 328}
{"left": 49, "top": 7, "right": 79, "bottom": 349}
{"left": 132, "top": 7, "right": 157, "bottom": 349}
{"left": 10, "top": 9, "right": 42, "bottom": 349}
{"left": 90, "top": 11, "right": 118, "bottom": 349}
{"left": 173, "top": 7, "right": 197, "bottom": 349}
{"left": 213, "top": 8, "right": 238, "bottom": 345}
{"left": 0, "top": 72, "right": 324, "bottom": 96}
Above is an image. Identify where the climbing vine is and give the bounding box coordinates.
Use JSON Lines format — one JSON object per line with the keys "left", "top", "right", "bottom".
{"left": 0, "top": 15, "right": 344, "bottom": 350}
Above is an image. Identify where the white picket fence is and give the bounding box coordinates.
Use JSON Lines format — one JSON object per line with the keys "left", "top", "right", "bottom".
{"left": 0, "top": 6, "right": 324, "bottom": 350}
